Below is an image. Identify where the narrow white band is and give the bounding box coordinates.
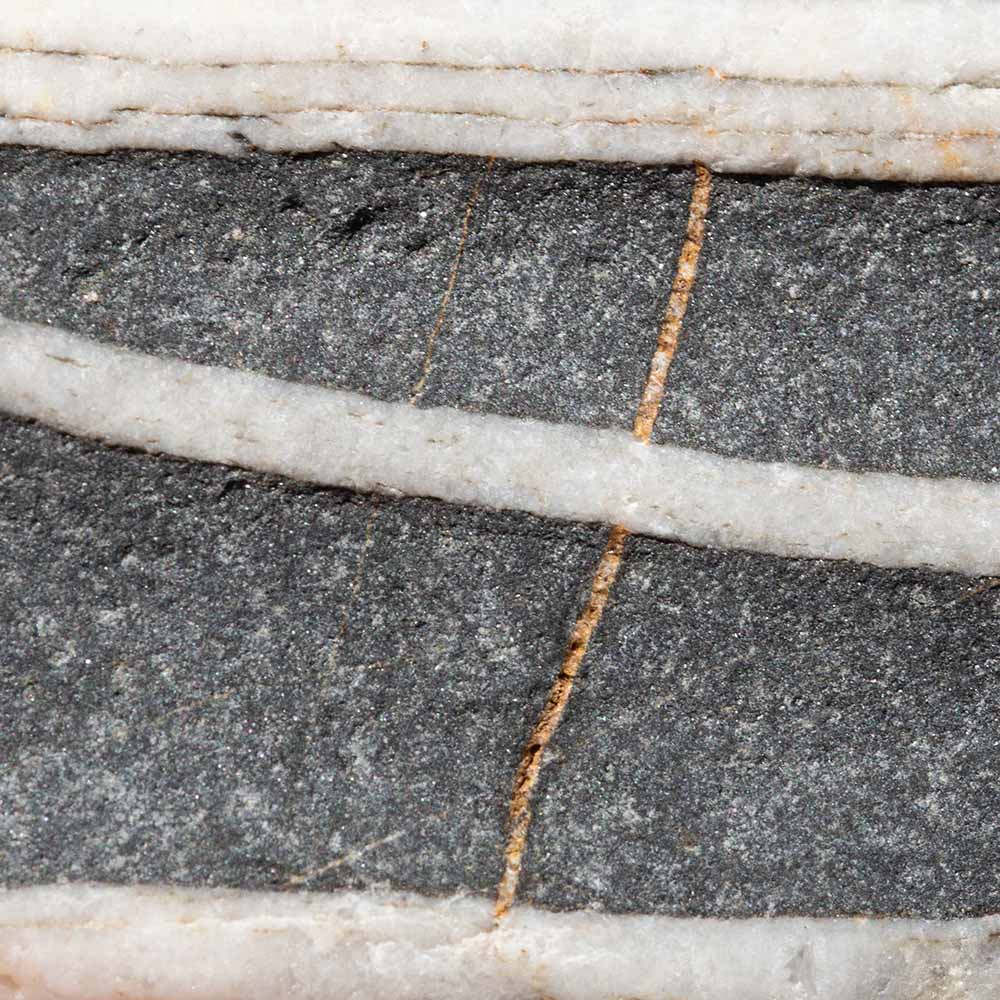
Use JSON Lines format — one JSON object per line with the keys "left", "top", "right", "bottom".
{"left": 1, "top": 884, "right": 998, "bottom": 1000}
{"left": 2, "top": 319, "right": 997, "bottom": 576}
{"left": 2, "top": 1, "right": 999, "bottom": 180}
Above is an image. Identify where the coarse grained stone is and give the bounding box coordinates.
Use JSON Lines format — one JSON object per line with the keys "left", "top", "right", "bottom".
{"left": 2, "top": 146, "right": 1000, "bottom": 920}
{"left": 0, "top": 415, "right": 603, "bottom": 894}
{"left": 654, "top": 176, "right": 1000, "bottom": 481}
{"left": 521, "top": 534, "right": 1000, "bottom": 918}
{"left": 0, "top": 147, "right": 482, "bottom": 402}
{"left": 418, "top": 159, "right": 692, "bottom": 429}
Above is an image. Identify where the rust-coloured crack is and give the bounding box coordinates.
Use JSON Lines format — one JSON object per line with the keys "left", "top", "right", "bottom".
{"left": 961, "top": 576, "right": 1000, "bottom": 602}
{"left": 632, "top": 163, "right": 712, "bottom": 443}
{"left": 494, "top": 522, "right": 630, "bottom": 919}
{"left": 309, "top": 162, "right": 491, "bottom": 746}
{"left": 493, "top": 163, "right": 713, "bottom": 922}
{"left": 409, "top": 157, "right": 494, "bottom": 404}
{"left": 311, "top": 160, "right": 490, "bottom": 741}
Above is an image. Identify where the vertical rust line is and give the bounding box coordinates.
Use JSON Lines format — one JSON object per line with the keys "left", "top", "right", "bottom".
{"left": 409, "top": 156, "right": 495, "bottom": 405}
{"left": 494, "top": 164, "right": 713, "bottom": 922}
{"left": 494, "top": 523, "right": 630, "bottom": 918}
{"left": 632, "top": 163, "right": 712, "bottom": 444}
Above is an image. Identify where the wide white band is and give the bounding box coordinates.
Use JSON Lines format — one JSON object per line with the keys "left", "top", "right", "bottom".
{"left": 2, "top": 319, "right": 998, "bottom": 576}
{"left": 1, "top": 884, "right": 998, "bottom": 1000}
{"left": 2, "top": 1, "right": 999, "bottom": 180}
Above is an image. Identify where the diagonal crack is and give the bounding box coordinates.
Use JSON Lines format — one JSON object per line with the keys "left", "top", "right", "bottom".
{"left": 409, "top": 157, "right": 495, "bottom": 405}
{"left": 494, "top": 523, "right": 629, "bottom": 917}
{"left": 493, "top": 163, "right": 713, "bottom": 922}
{"left": 306, "top": 164, "right": 493, "bottom": 871}
{"left": 632, "top": 164, "right": 713, "bottom": 444}
{"left": 318, "top": 159, "right": 492, "bottom": 693}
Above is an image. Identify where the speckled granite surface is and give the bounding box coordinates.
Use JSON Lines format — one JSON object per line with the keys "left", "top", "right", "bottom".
{"left": 1, "top": 147, "right": 998, "bottom": 916}
{"left": 654, "top": 177, "right": 1000, "bottom": 480}
{"left": 0, "top": 416, "right": 601, "bottom": 894}
{"left": 523, "top": 537, "right": 1000, "bottom": 917}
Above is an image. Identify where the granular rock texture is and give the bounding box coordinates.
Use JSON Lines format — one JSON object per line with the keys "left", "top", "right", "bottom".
{"left": 0, "top": 416, "right": 601, "bottom": 893}
{"left": 521, "top": 536, "right": 1000, "bottom": 918}
{"left": 655, "top": 177, "right": 1000, "bottom": 480}
{"left": 0, "top": 149, "right": 481, "bottom": 402}
{"left": 1, "top": 146, "right": 998, "bottom": 920}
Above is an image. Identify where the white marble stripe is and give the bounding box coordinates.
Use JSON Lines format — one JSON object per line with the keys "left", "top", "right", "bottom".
{"left": 1, "top": 319, "right": 998, "bottom": 577}
{"left": 1, "top": 884, "right": 999, "bottom": 1000}
{"left": 4, "top": 0, "right": 999, "bottom": 82}
{"left": 1, "top": 1, "right": 999, "bottom": 180}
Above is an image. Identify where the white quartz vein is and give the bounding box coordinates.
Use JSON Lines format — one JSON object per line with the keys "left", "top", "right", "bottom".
{"left": 1, "top": 0, "right": 999, "bottom": 180}
{"left": 1, "top": 320, "right": 998, "bottom": 577}
{"left": 1, "top": 884, "right": 999, "bottom": 1000}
